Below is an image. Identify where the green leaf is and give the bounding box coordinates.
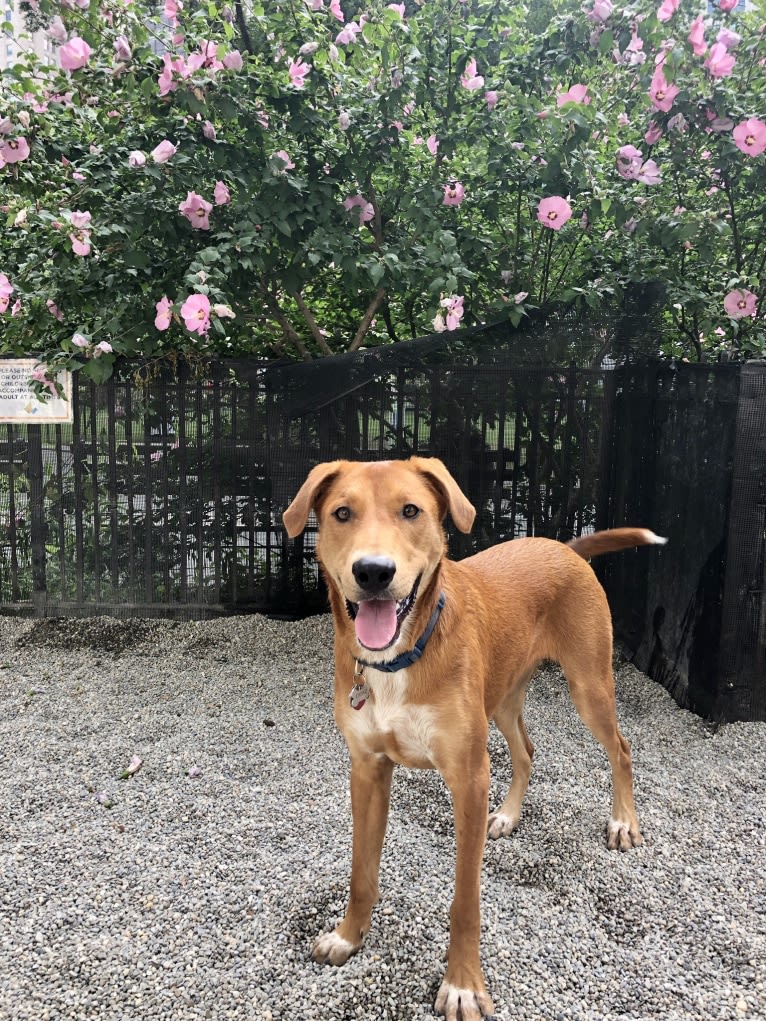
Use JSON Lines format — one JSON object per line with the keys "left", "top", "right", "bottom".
{"left": 81, "top": 356, "right": 115, "bottom": 385}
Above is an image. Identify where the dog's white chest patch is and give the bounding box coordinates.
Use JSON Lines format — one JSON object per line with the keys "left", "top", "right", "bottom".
{"left": 345, "top": 670, "right": 437, "bottom": 768}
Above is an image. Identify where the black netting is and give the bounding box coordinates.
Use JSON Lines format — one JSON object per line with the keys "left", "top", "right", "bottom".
{"left": 0, "top": 314, "right": 762, "bottom": 722}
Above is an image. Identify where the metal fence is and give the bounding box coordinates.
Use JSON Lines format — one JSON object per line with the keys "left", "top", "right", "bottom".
{"left": 0, "top": 355, "right": 611, "bottom": 617}
{"left": 0, "top": 347, "right": 763, "bottom": 722}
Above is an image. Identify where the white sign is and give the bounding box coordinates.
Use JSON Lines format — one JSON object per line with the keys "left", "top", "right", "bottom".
{"left": 0, "top": 359, "right": 73, "bottom": 424}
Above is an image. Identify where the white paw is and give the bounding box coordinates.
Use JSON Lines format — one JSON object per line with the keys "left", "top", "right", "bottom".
{"left": 312, "top": 929, "right": 360, "bottom": 966}
{"left": 487, "top": 811, "right": 519, "bottom": 840}
{"left": 435, "top": 981, "right": 495, "bottom": 1021}
{"left": 607, "top": 817, "right": 643, "bottom": 851}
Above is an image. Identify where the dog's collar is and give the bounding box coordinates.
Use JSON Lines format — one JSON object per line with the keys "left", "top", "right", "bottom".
{"left": 355, "top": 592, "right": 446, "bottom": 673}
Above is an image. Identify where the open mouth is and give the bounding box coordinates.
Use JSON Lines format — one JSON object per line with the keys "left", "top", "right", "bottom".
{"left": 346, "top": 575, "right": 421, "bottom": 651}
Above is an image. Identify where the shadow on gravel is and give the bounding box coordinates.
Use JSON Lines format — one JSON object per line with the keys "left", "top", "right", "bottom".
{"left": 18, "top": 617, "right": 178, "bottom": 653}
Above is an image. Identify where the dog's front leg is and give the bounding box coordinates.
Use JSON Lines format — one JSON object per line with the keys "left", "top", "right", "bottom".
{"left": 313, "top": 751, "right": 394, "bottom": 966}
{"left": 435, "top": 749, "right": 495, "bottom": 1021}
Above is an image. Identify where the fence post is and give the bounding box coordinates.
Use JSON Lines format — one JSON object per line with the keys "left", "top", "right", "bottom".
{"left": 27, "top": 424, "right": 47, "bottom": 615}
{"left": 717, "top": 360, "right": 766, "bottom": 721}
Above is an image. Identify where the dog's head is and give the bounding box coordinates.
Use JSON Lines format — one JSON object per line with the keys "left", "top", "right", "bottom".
{"left": 283, "top": 458, "right": 475, "bottom": 657}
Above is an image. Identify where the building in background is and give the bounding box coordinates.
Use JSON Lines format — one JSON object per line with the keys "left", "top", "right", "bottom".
{"left": 1, "top": 0, "right": 58, "bottom": 71}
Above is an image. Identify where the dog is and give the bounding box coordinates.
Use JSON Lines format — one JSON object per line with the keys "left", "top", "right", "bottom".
{"left": 283, "top": 457, "right": 665, "bottom": 1021}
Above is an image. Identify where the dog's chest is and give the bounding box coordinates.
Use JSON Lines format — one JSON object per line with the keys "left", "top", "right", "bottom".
{"left": 343, "top": 670, "right": 437, "bottom": 768}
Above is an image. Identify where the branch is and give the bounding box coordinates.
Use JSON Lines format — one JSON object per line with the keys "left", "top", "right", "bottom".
{"left": 291, "top": 292, "right": 334, "bottom": 356}
{"left": 348, "top": 289, "right": 387, "bottom": 353}
{"left": 266, "top": 294, "right": 312, "bottom": 361}
{"left": 721, "top": 170, "right": 743, "bottom": 273}
{"left": 234, "top": 1, "right": 254, "bottom": 55}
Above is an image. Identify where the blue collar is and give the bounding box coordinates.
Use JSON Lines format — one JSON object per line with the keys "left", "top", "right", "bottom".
{"left": 355, "top": 592, "right": 446, "bottom": 673}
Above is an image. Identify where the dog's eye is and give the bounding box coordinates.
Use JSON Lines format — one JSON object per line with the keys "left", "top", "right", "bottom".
{"left": 402, "top": 504, "right": 420, "bottom": 519}
{"left": 333, "top": 506, "right": 352, "bottom": 522}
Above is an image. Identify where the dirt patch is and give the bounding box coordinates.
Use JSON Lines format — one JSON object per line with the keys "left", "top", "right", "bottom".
{"left": 18, "top": 616, "right": 179, "bottom": 654}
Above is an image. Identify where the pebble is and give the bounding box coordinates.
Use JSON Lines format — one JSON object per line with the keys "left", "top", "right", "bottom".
{"left": 0, "top": 614, "right": 764, "bottom": 1020}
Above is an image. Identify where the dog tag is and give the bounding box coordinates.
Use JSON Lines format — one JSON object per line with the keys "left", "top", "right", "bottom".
{"left": 349, "top": 681, "right": 371, "bottom": 711}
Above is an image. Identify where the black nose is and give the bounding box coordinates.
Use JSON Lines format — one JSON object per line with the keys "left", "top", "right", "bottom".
{"left": 352, "top": 557, "right": 397, "bottom": 594}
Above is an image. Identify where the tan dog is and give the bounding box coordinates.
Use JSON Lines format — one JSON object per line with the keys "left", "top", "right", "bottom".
{"left": 284, "top": 457, "right": 665, "bottom": 1021}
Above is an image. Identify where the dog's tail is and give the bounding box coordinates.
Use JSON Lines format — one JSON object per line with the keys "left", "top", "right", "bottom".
{"left": 567, "top": 528, "right": 668, "bottom": 560}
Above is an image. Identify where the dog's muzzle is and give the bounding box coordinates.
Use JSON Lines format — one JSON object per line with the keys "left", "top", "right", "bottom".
{"left": 346, "top": 574, "right": 420, "bottom": 651}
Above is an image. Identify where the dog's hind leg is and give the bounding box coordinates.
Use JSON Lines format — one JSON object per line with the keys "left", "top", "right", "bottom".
{"left": 562, "top": 656, "right": 643, "bottom": 851}
{"left": 487, "top": 673, "right": 535, "bottom": 840}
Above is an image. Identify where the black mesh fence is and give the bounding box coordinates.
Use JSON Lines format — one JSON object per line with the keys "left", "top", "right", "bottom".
{"left": 0, "top": 317, "right": 763, "bottom": 721}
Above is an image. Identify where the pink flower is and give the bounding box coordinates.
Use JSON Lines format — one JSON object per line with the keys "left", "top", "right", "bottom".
{"left": 444, "top": 295, "right": 464, "bottom": 331}
{"left": 637, "top": 159, "right": 661, "bottom": 185}
{"left": 288, "top": 57, "right": 311, "bottom": 87}
{"left": 46, "top": 299, "right": 64, "bottom": 321}
{"left": 426, "top": 134, "right": 439, "bottom": 155}
{"left": 180, "top": 293, "right": 211, "bottom": 335}
{"left": 645, "top": 121, "right": 663, "bottom": 145}
{"left": 179, "top": 191, "right": 213, "bottom": 230}
{"left": 273, "top": 150, "right": 295, "bottom": 172}
{"left": 336, "top": 22, "right": 362, "bottom": 45}
{"left": 648, "top": 69, "right": 679, "bottom": 113}
{"left": 158, "top": 54, "right": 177, "bottom": 96}
{"left": 114, "top": 35, "right": 132, "bottom": 62}
{"left": 485, "top": 90, "right": 498, "bottom": 109}
{"left": 616, "top": 145, "right": 643, "bottom": 180}
{"left": 733, "top": 118, "right": 766, "bottom": 157}
{"left": 586, "top": 0, "right": 613, "bottom": 21}
{"left": 443, "top": 182, "right": 465, "bottom": 206}
{"left": 69, "top": 230, "right": 91, "bottom": 256}
{"left": 213, "top": 303, "right": 235, "bottom": 319}
{"left": 460, "top": 57, "right": 484, "bottom": 91}
{"left": 709, "top": 113, "right": 735, "bottom": 133}
{"left": 223, "top": 50, "right": 243, "bottom": 71}
{"left": 155, "top": 296, "right": 173, "bottom": 330}
{"left": 387, "top": 3, "right": 405, "bottom": 16}
{"left": 433, "top": 295, "right": 465, "bottom": 333}
{"left": 94, "top": 341, "right": 113, "bottom": 357}
{"left": 47, "top": 16, "right": 67, "bottom": 43}
{"left": 537, "top": 196, "right": 573, "bottom": 230}
{"left": 717, "top": 28, "right": 740, "bottom": 49}
{"left": 0, "top": 273, "right": 13, "bottom": 313}
{"left": 71, "top": 332, "right": 90, "bottom": 348}
{"left": 60, "top": 37, "right": 91, "bottom": 71}
{"left": 128, "top": 150, "right": 146, "bottom": 167}
{"left": 719, "top": 0, "right": 738, "bottom": 11}
{"left": 705, "top": 42, "right": 736, "bottom": 77}
{"left": 329, "top": 0, "right": 344, "bottom": 21}
{"left": 657, "top": 0, "right": 680, "bottom": 23}
{"left": 202, "top": 121, "right": 216, "bottom": 140}
{"left": 688, "top": 16, "right": 707, "bottom": 56}
{"left": 0, "top": 137, "right": 30, "bottom": 163}
{"left": 557, "top": 83, "right": 590, "bottom": 107}
{"left": 214, "top": 180, "right": 230, "bottom": 205}
{"left": 70, "top": 210, "right": 91, "bottom": 229}
{"left": 164, "top": 0, "right": 181, "bottom": 22}
{"left": 723, "top": 289, "right": 758, "bottom": 319}
{"left": 151, "top": 140, "right": 177, "bottom": 163}
{"left": 30, "top": 367, "right": 58, "bottom": 398}
{"left": 343, "top": 194, "right": 374, "bottom": 225}
{"left": 192, "top": 40, "right": 224, "bottom": 72}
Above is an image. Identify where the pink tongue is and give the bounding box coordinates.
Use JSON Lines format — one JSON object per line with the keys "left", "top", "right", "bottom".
{"left": 355, "top": 599, "right": 398, "bottom": 649}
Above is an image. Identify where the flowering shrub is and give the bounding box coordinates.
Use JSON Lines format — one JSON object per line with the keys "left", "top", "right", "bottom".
{"left": 1, "top": 0, "right": 765, "bottom": 385}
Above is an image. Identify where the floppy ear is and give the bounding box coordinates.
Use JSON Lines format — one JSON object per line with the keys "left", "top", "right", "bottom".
{"left": 410, "top": 457, "right": 476, "bottom": 534}
{"left": 283, "top": 461, "right": 344, "bottom": 538}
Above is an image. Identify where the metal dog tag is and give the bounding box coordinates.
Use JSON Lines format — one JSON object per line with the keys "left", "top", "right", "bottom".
{"left": 349, "top": 681, "right": 371, "bottom": 710}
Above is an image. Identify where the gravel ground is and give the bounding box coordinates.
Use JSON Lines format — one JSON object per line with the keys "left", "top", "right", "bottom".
{"left": 1, "top": 613, "right": 764, "bottom": 1021}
